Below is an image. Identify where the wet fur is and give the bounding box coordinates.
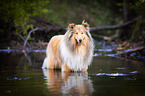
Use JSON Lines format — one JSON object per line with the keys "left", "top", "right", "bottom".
{"left": 42, "top": 21, "right": 94, "bottom": 71}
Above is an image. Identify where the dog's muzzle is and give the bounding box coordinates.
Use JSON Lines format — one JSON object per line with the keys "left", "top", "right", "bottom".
{"left": 78, "top": 39, "right": 82, "bottom": 45}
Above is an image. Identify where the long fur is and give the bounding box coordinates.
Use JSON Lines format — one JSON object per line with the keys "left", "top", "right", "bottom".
{"left": 42, "top": 21, "right": 94, "bottom": 71}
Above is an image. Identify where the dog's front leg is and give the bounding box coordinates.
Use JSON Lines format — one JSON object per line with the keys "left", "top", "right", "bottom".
{"left": 83, "top": 65, "right": 88, "bottom": 72}
{"left": 61, "top": 63, "right": 71, "bottom": 71}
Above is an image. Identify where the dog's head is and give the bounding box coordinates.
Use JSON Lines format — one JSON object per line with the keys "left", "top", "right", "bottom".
{"left": 68, "top": 20, "right": 90, "bottom": 45}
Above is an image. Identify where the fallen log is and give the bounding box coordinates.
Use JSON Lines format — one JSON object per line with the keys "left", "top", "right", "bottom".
{"left": 116, "top": 46, "right": 145, "bottom": 56}
{"left": 90, "top": 16, "right": 141, "bottom": 31}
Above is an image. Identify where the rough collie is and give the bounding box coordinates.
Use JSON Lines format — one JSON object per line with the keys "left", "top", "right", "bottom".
{"left": 42, "top": 21, "right": 94, "bottom": 71}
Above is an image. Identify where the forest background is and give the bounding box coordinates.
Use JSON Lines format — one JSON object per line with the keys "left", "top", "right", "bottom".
{"left": 0, "top": 0, "right": 145, "bottom": 49}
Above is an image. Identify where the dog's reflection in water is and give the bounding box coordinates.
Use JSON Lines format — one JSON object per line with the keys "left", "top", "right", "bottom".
{"left": 43, "top": 69, "right": 94, "bottom": 95}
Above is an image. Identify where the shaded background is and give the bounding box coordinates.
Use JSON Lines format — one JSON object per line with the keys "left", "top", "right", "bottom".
{"left": 0, "top": 0, "right": 145, "bottom": 47}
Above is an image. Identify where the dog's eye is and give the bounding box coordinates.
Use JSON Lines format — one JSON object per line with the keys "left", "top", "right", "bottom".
{"left": 76, "top": 33, "right": 78, "bottom": 34}
{"left": 81, "top": 32, "right": 83, "bottom": 34}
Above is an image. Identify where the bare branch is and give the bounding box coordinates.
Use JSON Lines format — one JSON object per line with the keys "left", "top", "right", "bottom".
{"left": 17, "top": 33, "right": 31, "bottom": 47}
{"left": 24, "top": 27, "right": 42, "bottom": 47}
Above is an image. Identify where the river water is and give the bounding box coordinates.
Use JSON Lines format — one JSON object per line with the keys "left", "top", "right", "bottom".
{"left": 0, "top": 49, "right": 145, "bottom": 96}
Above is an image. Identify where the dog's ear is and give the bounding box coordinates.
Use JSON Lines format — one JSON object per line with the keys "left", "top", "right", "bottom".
{"left": 82, "top": 20, "right": 89, "bottom": 30}
{"left": 68, "top": 23, "right": 75, "bottom": 30}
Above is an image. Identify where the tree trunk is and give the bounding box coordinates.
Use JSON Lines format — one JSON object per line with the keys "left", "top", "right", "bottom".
{"left": 119, "top": 0, "right": 145, "bottom": 43}
{"left": 118, "top": 0, "right": 136, "bottom": 40}
{"left": 133, "top": 2, "right": 145, "bottom": 43}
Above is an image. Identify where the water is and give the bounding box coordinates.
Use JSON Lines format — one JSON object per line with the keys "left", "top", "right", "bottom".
{"left": 0, "top": 50, "right": 145, "bottom": 96}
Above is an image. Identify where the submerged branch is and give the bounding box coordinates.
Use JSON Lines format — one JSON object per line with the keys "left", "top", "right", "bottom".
{"left": 90, "top": 16, "right": 141, "bottom": 31}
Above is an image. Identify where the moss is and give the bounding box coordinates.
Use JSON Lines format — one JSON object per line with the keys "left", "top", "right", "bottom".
{"left": 130, "top": 19, "right": 142, "bottom": 41}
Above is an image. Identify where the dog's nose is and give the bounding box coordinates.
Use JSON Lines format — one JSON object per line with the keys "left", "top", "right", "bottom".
{"left": 79, "top": 39, "right": 82, "bottom": 43}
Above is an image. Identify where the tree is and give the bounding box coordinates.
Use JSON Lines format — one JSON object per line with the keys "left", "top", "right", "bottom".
{"left": 118, "top": 0, "right": 145, "bottom": 43}
{"left": 0, "top": 0, "right": 49, "bottom": 44}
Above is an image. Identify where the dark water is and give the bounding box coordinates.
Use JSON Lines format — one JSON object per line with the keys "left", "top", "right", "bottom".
{"left": 0, "top": 50, "right": 145, "bottom": 96}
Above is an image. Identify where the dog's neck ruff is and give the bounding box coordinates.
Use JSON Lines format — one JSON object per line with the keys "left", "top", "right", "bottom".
{"left": 59, "top": 38, "right": 88, "bottom": 71}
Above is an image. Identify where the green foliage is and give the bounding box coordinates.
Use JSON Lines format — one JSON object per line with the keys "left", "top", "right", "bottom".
{"left": 0, "top": 0, "right": 122, "bottom": 32}
{"left": 1, "top": 0, "right": 144, "bottom": 42}
{"left": 44, "top": 0, "right": 121, "bottom": 27}
{"left": 0, "top": 0, "right": 49, "bottom": 35}
{"left": 126, "top": 0, "right": 145, "bottom": 15}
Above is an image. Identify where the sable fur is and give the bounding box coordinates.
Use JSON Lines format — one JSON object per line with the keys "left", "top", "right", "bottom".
{"left": 42, "top": 21, "right": 94, "bottom": 71}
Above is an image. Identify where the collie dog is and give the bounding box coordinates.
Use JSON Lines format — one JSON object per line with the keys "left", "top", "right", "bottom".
{"left": 42, "top": 21, "right": 94, "bottom": 71}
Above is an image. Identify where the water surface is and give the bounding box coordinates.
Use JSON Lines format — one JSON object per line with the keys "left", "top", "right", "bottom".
{"left": 0, "top": 51, "right": 145, "bottom": 96}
